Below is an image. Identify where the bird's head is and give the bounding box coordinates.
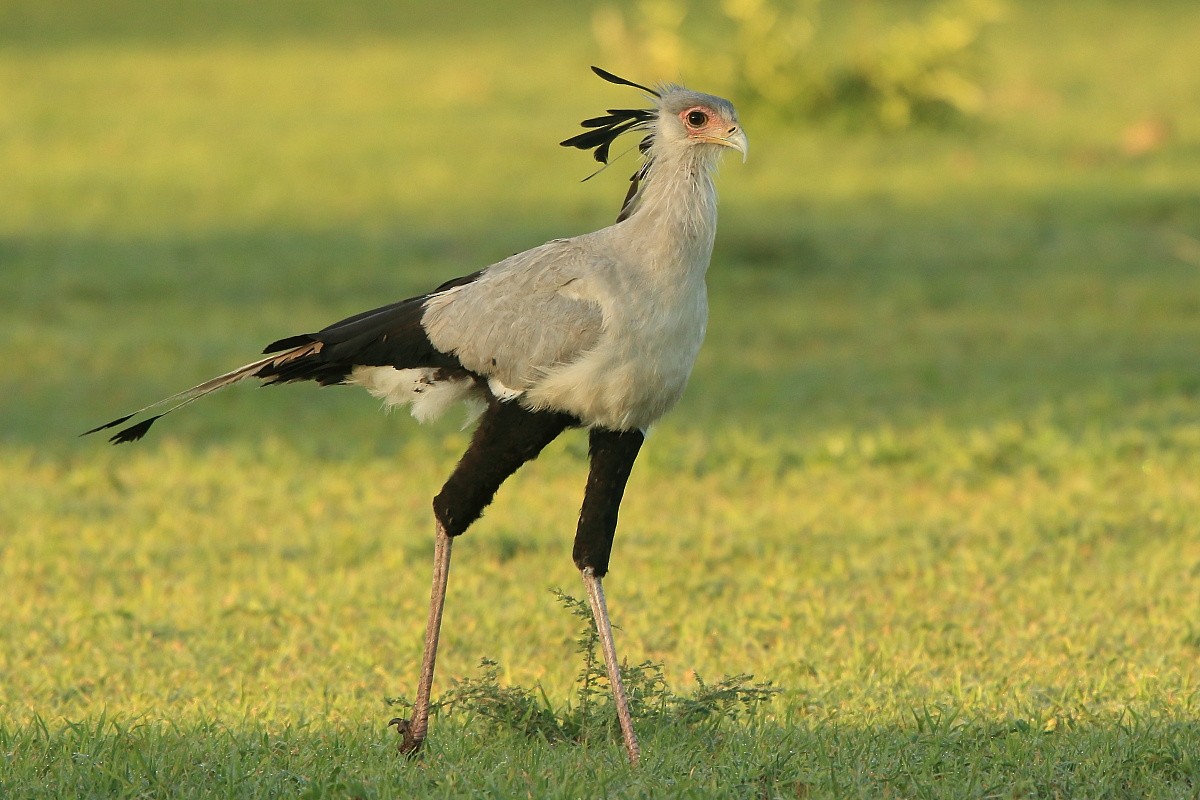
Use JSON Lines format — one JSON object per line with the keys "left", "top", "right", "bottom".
{"left": 560, "top": 67, "right": 748, "bottom": 166}
{"left": 655, "top": 88, "right": 748, "bottom": 164}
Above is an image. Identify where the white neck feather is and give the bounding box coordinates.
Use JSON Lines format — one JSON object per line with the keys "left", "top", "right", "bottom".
{"left": 617, "top": 147, "right": 721, "bottom": 278}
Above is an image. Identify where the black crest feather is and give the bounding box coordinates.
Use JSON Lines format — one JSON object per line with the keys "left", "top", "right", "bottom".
{"left": 560, "top": 110, "right": 655, "bottom": 164}
{"left": 560, "top": 67, "right": 658, "bottom": 164}
{"left": 589, "top": 66, "right": 660, "bottom": 98}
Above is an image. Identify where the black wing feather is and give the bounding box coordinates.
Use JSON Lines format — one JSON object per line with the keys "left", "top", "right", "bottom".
{"left": 88, "top": 270, "right": 485, "bottom": 444}
{"left": 261, "top": 269, "right": 485, "bottom": 383}
{"left": 264, "top": 268, "right": 487, "bottom": 381}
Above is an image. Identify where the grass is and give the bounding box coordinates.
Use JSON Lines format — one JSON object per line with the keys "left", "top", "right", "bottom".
{"left": 2, "top": 0, "right": 1200, "bottom": 796}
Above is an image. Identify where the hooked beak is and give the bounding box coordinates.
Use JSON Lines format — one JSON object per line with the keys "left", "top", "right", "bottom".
{"left": 700, "top": 127, "right": 749, "bottom": 163}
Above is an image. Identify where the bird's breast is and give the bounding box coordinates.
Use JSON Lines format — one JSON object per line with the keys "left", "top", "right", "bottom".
{"left": 523, "top": 279, "right": 708, "bottom": 431}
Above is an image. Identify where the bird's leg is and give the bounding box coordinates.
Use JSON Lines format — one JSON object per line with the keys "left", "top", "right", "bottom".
{"left": 391, "top": 399, "right": 574, "bottom": 757}
{"left": 573, "top": 427, "right": 645, "bottom": 765}
{"left": 582, "top": 566, "right": 640, "bottom": 765}
{"left": 392, "top": 520, "right": 452, "bottom": 755}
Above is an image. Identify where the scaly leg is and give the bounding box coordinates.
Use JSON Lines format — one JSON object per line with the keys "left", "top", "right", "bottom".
{"left": 573, "top": 427, "right": 645, "bottom": 765}
{"left": 391, "top": 521, "right": 453, "bottom": 755}
{"left": 582, "top": 566, "right": 641, "bottom": 765}
{"left": 390, "top": 399, "right": 574, "bottom": 756}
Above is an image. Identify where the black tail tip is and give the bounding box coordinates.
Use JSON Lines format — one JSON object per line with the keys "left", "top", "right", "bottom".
{"left": 108, "top": 416, "right": 161, "bottom": 444}
{"left": 81, "top": 413, "right": 136, "bottom": 437}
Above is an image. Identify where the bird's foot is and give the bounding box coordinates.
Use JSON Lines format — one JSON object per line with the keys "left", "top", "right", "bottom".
{"left": 389, "top": 717, "right": 425, "bottom": 757}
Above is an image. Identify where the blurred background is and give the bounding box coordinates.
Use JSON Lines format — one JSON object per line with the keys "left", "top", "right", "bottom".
{"left": 3, "top": 0, "right": 1197, "bottom": 448}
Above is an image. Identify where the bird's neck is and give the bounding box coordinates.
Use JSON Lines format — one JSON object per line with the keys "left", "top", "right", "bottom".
{"left": 618, "top": 148, "right": 720, "bottom": 277}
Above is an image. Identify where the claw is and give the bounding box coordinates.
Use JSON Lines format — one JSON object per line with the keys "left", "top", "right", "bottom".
{"left": 389, "top": 717, "right": 425, "bottom": 757}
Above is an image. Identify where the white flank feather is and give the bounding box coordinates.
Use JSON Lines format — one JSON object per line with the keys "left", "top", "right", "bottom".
{"left": 348, "top": 366, "right": 481, "bottom": 424}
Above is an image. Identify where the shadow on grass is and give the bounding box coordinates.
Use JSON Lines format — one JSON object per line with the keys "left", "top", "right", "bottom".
{"left": 6, "top": 195, "right": 1200, "bottom": 453}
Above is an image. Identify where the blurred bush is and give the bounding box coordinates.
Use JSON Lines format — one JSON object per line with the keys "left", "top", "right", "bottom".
{"left": 594, "top": 0, "right": 1005, "bottom": 129}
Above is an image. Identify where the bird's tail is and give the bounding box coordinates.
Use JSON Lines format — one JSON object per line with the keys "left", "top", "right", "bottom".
{"left": 83, "top": 340, "right": 324, "bottom": 444}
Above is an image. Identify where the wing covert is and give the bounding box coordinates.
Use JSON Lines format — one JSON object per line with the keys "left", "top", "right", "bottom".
{"left": 421, "top": 241, "right": 605, "bottom": 392}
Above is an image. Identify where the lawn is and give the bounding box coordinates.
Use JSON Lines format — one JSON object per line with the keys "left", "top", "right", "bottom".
{"left": 2, "top": 1, "right": 1199, "bottom": 797}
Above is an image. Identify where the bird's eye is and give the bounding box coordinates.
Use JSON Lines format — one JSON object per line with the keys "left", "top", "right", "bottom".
{"left": 685, "top": 110, "right": 708, "bottom": 128}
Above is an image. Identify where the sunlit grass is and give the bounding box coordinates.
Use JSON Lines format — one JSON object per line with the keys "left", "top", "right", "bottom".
{"left": 3, "top": 416, "right": 1200, "bottom": 795}
{"left": 2, "top": 0, "right": 1199, "bottom": 796}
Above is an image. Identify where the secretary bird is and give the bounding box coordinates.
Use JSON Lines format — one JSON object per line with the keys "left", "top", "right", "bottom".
{"left": 86, "top": 67, "right": 747, "bottom": 765}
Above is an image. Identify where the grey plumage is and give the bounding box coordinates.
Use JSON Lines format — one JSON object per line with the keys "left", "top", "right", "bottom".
{"left": 422, "top": 240, "right": 605, "bottom": 396}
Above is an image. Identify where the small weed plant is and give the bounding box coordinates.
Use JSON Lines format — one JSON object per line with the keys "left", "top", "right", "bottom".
{"left": 389, "top": 590, "right": 778, "bottom": 748}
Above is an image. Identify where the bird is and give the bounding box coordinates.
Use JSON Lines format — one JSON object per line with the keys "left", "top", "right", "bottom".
{"left": 85, "top": 66, "right": 747, "bottom": 765}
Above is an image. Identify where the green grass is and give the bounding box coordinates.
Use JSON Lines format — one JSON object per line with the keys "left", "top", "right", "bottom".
{"left": 3, "top": 1, "right": 1200, "bottom": 796}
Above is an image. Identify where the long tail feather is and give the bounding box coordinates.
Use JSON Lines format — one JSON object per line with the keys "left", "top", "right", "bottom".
{"left": 84, "top": 342, "right": 322, "bottom": 444}
{"left": 81, "top": 413, "right": 137, "bottom": 436}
